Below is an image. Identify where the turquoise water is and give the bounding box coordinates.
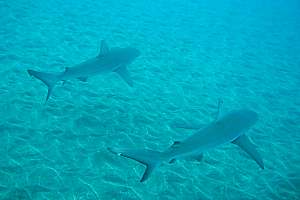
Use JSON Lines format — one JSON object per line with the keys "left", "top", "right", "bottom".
{"left": 1, "top": 0, "right": 300, "bottom": 199}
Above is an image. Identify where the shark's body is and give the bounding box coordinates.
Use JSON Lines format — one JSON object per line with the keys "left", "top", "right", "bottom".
{"left": 28, "top": 40, "right": 140, "bottom": 101}
{"left": 108, "top": 109, "right": 264, "bottom": 182}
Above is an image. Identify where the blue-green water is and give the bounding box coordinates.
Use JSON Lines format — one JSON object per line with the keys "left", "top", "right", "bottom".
{"left": 1, "top": 0, "right": 299, "bottom": 199}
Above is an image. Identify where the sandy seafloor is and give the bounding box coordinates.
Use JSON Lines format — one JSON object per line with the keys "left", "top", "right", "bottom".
{"left": 0, "top": 0, "right": 300, "bottom": 199}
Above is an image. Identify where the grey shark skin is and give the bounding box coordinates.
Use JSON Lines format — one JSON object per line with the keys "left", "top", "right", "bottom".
{"left": 108, "top": 109, "right": 264, "bottom": 182}
{"left": 27, "top": 40, "right": 140, "bottom": 102}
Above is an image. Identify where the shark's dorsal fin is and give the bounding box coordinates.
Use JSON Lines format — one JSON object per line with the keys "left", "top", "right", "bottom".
{"left": 171, "top": 141, "right": 181, "bottom": 148}
{"left": 215, "top": 98, "right": 224, "bottom": 122}
{"left": 64, "top": 67, "right": 71, "bottom": 73}
{"left": 99, "top": 40, "right": 109, "bottom": 56}
{"left": 78, "top": 77, "right": 88, "bottom": 82}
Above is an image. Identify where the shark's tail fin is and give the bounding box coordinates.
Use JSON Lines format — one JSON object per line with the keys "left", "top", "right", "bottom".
{"left": 27, "top": 70, "right": 60, "bottom": 102}
{"left": 107, "top": 147, "right": 164, "bottom": 182}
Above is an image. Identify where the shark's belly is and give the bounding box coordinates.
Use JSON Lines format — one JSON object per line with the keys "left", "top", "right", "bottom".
{"left": 63, "top": 61, "right": 116, "bottom": 79}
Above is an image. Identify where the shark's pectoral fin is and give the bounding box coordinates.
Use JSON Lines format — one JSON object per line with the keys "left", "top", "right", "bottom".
{"left": 114, "top": 66, "right": 133, "bottom": 87}
{"left": 232, "top": 135, "right": 264, "bottom": 169}
{"left": 78, "top": 77, "right": 88, "bottom": 82}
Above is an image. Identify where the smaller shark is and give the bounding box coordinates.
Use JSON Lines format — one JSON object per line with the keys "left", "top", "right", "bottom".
{"left": 108, "top": 105, "right": 264, "bottom": 182}
{"left": 27, "top": 40, "right": 140, "bottom": 102}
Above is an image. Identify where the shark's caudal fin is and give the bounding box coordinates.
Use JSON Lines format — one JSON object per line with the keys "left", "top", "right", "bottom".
{"left": 232, "top": 134, "right": 264, "bottom": 169}
{"left": 27, "top": 70, "right": 61, "bottom": 102}
{"left": 107, "top": 147, "right": 163, "bottom": 182}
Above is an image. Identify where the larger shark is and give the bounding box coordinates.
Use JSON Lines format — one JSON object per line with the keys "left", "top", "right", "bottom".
{"left": 27, "top": 40, "right": 140, "bottom": 101}
{"left": 108, "top": 109, "right": 264, "bottom": 182}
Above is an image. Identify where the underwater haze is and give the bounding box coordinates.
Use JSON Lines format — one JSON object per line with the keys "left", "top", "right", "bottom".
{"left": 0, "top": 0, "right": 300, "bottom": 199}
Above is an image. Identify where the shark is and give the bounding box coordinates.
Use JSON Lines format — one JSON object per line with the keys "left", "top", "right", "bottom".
{"left": 27, "top": 40, "right": 140, "bottom": 102}
{"left": 108, "top": 106, "right": 264, "bottom": 182}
